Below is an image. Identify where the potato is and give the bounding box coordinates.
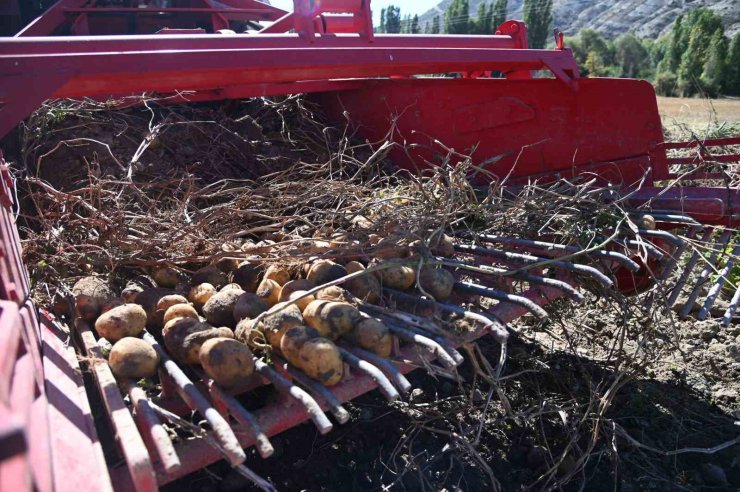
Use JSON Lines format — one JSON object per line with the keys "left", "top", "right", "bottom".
{"left": 287, "top": 290, "right": 315, "bottom": 312}
{"left": 264, "top": 265, "right": 291, "bottom": 286}
{"left": 234, "top": 318, "right": 266, "bottom": 349}
{"left": 202, "top": 289, "right": 246, "bottom": 327}
{"left": 279, "top": 279, "right": 315, "bottom": 303}
{"left": 345, "top": 261, "right": 365, "bottom": 274}
{"left": 108, "top": 337, "right": 159, "bottom": 378}
{"left": 72, "top": 276, "right": 115, "bottom": 321}
{"left": 638, "top": 214, "right": 656, "bottom": 230}
{"left": 256, "top": 279, "right": 281, "bottom": 307}
{"left": 344, "top": 263, "right": 381, "bottom": 303}
{"left": 151, "top": 267, "right": 181, "bottom": 288}
{"left": 192, "top": 265, "right": 228, "bottom": 289}
{"left": 376, "top": 260, "right": 416, "bottom": 290}
{"left": 215, "top": 243, "right": 241, "bottom": 272}
{"left": 163, "top": 318, "right": 232, "bottom": 364}
{"left": 345, "top": 318, "right": 392, "bottom": 357}
{"left": 121, "top": 283, "right": 145, "bottom": 303}
{"left": 418, "top": 267, "right": 455, "bottom": 301}
{"left": 261, "top": 302, "right": 304, "bottom": 349}
{"left": 316, "top": 286, "right": 356, "bottom": 303}
{"left": 302, "top": 300, "right": 361, "bottom": 339}
{"left": 101, "top": 298, "right": 125, "bottom": 314}
{"left": 298, "top": 338, "right": 343, "bottom": 386}
{"left": 374, "top": 236, "right": 409, "bottom": 260}
{"left": 199, "top": 338, "right": 255, "bottom": 388}
{"left": 280, "top": 325, "right": 320, "bottom": 367}
{"left": 233, "top": 292, "right": 268, "bottom": 322}
{"left": 163, "top": 303, "right": 199, "bottom": 325}
{"left": 188, "top": 283, "right": 216, "bottom": 311}
{"left": 307, "top": 260, "right": 347, "bottom": 286}
{"left": 429, "top": 232, "right": 455, "bottom": 257}
{"left": 220, "top": 283, "right": 242, "bottom": 292}
{"left": 163, "top": 316, "right": 186, "bottom": 337}
{"left": 233, "top": 261, "right": 262, "bottom": 292}
{"left": 156, "top": 294, "right": 188, "bottom": 314}
{"left": 135, "top": 287, "right": 175, "bottom": 329}
{"left": 95, "top": 304, "right": 147, "bottom": 343}
{"left": 180, "top": 327, "right": 234, "bottom": 365}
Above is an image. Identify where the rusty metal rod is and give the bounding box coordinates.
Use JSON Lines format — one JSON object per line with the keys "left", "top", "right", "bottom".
{"left": 141, "top": 332, "right": 246, "bottom": 466}
{"left": 621, "top": 239, "right": 665, "bottom": 260}
{"left": 453, "top": 281, "right": 548, "bottom": 318}
{"left": 339, "top": 343, "right": 413, "bottom": 395}
{"left": 698, "top": 243, "right": 740, "bottom": 320}
{"left": 630, "top": 211, "right": 702, "bottom": 226}
{"left": 253, "top": 359, "right": 333, "bottom": 434}
{"left": 679, "top": 229, "right": 732, "bottom": 319}
{"left": 272, "top": 356, "right": 350, "bottom": 424}
{"left": 336, "top": 347, "right": 399, "bottom": 401}
{"left": 665, "top": 228, "right": 715, "bottom": 308}
{"left": 384, "top": 322, "right": 458, "bottom": 370}
{"left": 634, "top": 229, "right": 685, "bottom": 249}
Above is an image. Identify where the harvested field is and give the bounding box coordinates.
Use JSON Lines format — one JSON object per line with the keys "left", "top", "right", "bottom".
{"left": 658, "top": 96, "right": 740, "bottom": 135}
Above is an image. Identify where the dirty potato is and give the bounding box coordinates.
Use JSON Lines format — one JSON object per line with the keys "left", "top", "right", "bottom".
{"left": 287, "top": 290, "right": 315, "bottom": 311}
{"left": 302, "top": 300, "right": 361, "bottom": 339}
{"left": 233, "top": 292, "right": 268, "bottom": 322}
{"left": 345, "top": 318, "right": 392, "bottom": 357}
{"left": 280, "top": 325, "right": 320, "bottom": 367}
{"left": 418, "top": 267, "right": 455, "bottom": 301}
{"left": 108, "top": 337, "right": 160, "bottom": 378}
{"left": 151, "top": 266, "right": 181, "bottom": 288}
{"left": 95, "top": 304, "right": 147, "bottom": 343}
{"left": 199, "top": 337, "right": 255, "bottom": 388}
{"left": 202, "top": 289, "right": 246, "bottom": 327}
{"left": 264, "top": 264, "right": 291, "bottom": 286}
{"left": 188, "top": 283, "right": 216, "bottom": 311}
{"left": 279, "top": 279, "right": 315, "bottom": 302}
{"left": 192, "top": 265, "right": 228, "bottom": 288}
{"left": 306, "top": 260, "right": 347, "bottom": 285}
{"left": 72, "top": 276, "right": 115, "bottom": 321}
{"left": 163, "top": 303, "right": 199, "bottom": 325}
{"left": 255, "top": 279, "right": 281, "bottom": 307}
{"left": 375, "top": 260, "right": 416, "bottom": 290}
{"left": 261, "top": 302, "right": 304, "bottom": 349}
{"left": 298, "top": 338, "right": 344, "bottom": 386}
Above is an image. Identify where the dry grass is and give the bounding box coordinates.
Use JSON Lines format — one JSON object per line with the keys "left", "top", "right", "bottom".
{"left": 657, "top": 96, "right": 740, "bottom": 128}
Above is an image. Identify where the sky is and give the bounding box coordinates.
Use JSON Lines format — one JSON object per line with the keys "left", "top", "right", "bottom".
{"left": 267, "top": 1, "right": 440, "bottom": 26}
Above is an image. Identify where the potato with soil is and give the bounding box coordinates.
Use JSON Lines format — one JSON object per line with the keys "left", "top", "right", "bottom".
{"left": 234, "top": 318, "right": 266, "bottom": 349}
{"left": 215, "top": 243, "right": 241, "bottom": 273}
{"left": 280, "top": 325, "right": 320, "bottom": 367}
{"left": 156, "top": 294, "right": 188, "bottom": 313}
{"left": 108, "top": 337, "right": 160, "bottom": 378}
{"left": 255, "top": 279, "right": 281, "bottom": 307}
{"left": 192, "top": 265, "right": 228, "bottom": 289}
{"left": 261, "top": 302, "right": 305, "bottom": 349}
{"left": 163, "top": 318, "right": 233, "bottom": 364}
{"left": 316, "top": 286, "right": 356, "bottom": 303}
{"left": 135, "top": 287, "right": 175, "bottom": 329}
{"left": 306, "top": 260, "right": 347, "bottom": 286}
{"left": 233, "top": 261, "right": 262, "bottom": 292}
{"left": 344, "top": 318, "right": 392, "bottom": 357}
{"left": 220, "top": 283, "right": 242, "bottom": 292}
{"left": 344, "top": 261, "right": 381, "bottom": 303}
{"left": 121, "top": 283, "right": 145, "bottom": 304}
{"left": 199, "top": 337, "right": 255, "bottom": 388}
{"left": 298, "top": 338, "right": 344, "bottom": 386}
{"left": 163, "top": 303, "right": 199, "bottom": 325}
{"left": 188, "top": 283, "right": 216, "bottom": 312}
{"left": 151, "top": 266, "right": 181, "bottom": 288}
{"left": 375, "top": 260, "right": 416, "bottom": 290}
{"left": 429, "top": 232, "right": 455, "bottom": 257}
{"left": 302, "top": 300, "right": 361, "bottom": 339}
{"left": 233, "top": 292, "right": 268, "bottom": 322}
{"left": 95, "top": 304, "right": 147, "bottom": 343}
{"left": 264, "top": 264, "right": 291, "bottom": 286}
{"left": 287, "top": 290, "right": 315, "bottom": 312}
{"left": 279, "top": 279, "right": 315, "bottom": 302}
{"left": 202, "top": 288, "right": 246, "bottom": 327}
{"left": 418, "top": 267, "right": 455, "bottom": 301}
{"left": 72, "top": 276, "right": 115, "bottom": 321}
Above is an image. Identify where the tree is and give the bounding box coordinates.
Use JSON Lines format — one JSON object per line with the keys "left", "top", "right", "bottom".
{"left": 379, "top": 8, "right": 386, "bottom": 33}
{"left": 474, "top": 2, "right": 488, "bottom": 34}
{"left": 401, "top": 14, "right": 411, "bottom": 33}
{"left": 676, "top": 8, "right": 724, "bottom": 95}
{"left": 614, "top": 33, "right": 650, "bottom": 78}
{"left": 726, "top": 34, "right": 740, "bottom": 96}
{"left": 431, "top": 15, "right": 440, "bottom": 34}
{"left": 444, "top": 0, "right": 469, "bottom": 34}
{"left": 411, "top": 14, "right": 420, "bottom": 34}
{"left": 385, "top": 6, "right": 401, "bottom": 34}
{"left": 423, "top": 21, "right": 431, "bottom": 34}
{"left": 523, "top": 0, "right": 552, "bottom": 49}
{"left": 492, "top": 0, "right": 507, "bottom": 31}
{"left": 701, "top": 30, "right": 728, "bottom": 96}
{"left": 665, "top": 13, "right": 685, "bottom": 72}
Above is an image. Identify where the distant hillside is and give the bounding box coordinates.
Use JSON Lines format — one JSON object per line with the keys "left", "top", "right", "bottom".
{"left": 418, "top": 0, "right": 740, "bottom": 39}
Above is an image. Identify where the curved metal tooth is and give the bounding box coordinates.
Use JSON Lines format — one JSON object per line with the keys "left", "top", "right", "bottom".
{"left": 679, "top": 229, "right": 732, "bottom": 319}
{"left": 340, "top": 343, "right": 412, "bottom": 395}
{"left": 620, "top": 239, "right": 665, "bottom": 260}
{"left": 658, "top": 226, "right": 699, "bottom": 281}
{"left": 479, "top": 235, "right": 640, "bottom": 272}
{"left": 141, "top": 332, "right": 246, "bottom": 466}
{"left": 631, "top": 211, "right": 702, "bottom": 226}
{"left": 698, "top": 244, "right": 740, "bottom": 320}
{"left": 722, "top": 285, "right": 740, "bottom": 327}
{"left": 273, "top": 356, "right": 350, "bottom": 424}
{"left": 635, "top": 229, "right": 685, "bottom": 249}
{"left": 453, "top": 281, "right": 548, "bottom": 318}
{"left": 665, "top": 228, "right": 714, "bottom": 308}
{"left": 253, "top": 359, "right": 333, "bottom": 435}
{"left": 384, "top": 322, "right": 459, "bottom": 370}
{"left": 335, "top": 347, "right": 399, "bottom": 401}
{"left": 454, "top": 243, "right": 613, "bottom": 288}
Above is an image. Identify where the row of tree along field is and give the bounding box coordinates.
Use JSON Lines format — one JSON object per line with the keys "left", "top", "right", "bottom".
{"left": 376, "top": 1, "right": 740, "bottom": 98}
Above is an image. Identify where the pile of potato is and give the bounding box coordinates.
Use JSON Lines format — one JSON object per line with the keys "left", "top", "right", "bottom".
{"left": 70, "top": 232, "right": 457, "bottom": 390}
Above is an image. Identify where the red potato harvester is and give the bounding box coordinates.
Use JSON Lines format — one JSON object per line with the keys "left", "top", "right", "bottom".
{"left": 1, "top": 1, "right": 739, "bottom": 491}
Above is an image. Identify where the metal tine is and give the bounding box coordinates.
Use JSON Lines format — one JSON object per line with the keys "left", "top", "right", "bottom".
{"left": 454, "top": 243, "right": 614, "bottom": 288}
{"left": 630, "top": 211, "right": 702, "bottom": 226}
{"left": 437, "top": 256, "right": 584, "bottom": 302}
{"left": 453, "top": 280, "right": 548, "bottom": 319}
{"left": 658, "top": 226, "right": 700, "bottom": 281}
{"left": 272, "top": 356, "right": 350, "bottom": 424}
{"left": 722, "top": 284, "right": 740, "bottom": 327}
{"left": 384, "top": 321, "right": 459, "bottom": 370}
{"left": 631, "top": 229, "right": 685, "bottom": 249}
{"left": 253, "top": 359, "right": 333, "bottom": 434}
{"left": 384, "top": 287, "right": 510, "bottom": 344}
{"left": 338, "top": 343, "right": 413, "bottom": 395}
{"left": 478, "top": 235, "right": 640, "bottom": 272}
{"left": 620, "top": 239, "right": 665, "bottom": 260}
{"left": 679, "top": 229, "right": 733, "bottom": 319}
{"left": 192, "top": 368, "right": 274, "bottom": 459}
{"left": 141, "top": 332, "right": 246, "bottom": 466}
{"left": 665, "top": 227, "right": 715, "bottom": 308}
{"left": 698, "top": 243, "right": 740, "bottom": 320}
{"left": 335, "top": 347, "right": 400, "bottom": 401}
{"left": 121, "top": 379, "right": 182, "bottom": 474}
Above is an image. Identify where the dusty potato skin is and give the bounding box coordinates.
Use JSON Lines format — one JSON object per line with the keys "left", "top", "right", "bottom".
{"left": 298, "top": 338, "right": 344, "bottom": 386}
{"left": 345, "top": 318, "right": 392, "bottom": 357}
{"left": 343, "top": 263, "right": 381, "bottom": 303}
{"left": 429, "top": 232, "right": 455, "bottom": 257}
{"left": 316, "top": 286, "right": 356, "bottom": 303}
{"left": 220, "top": 283, "right": 242, "bottom": 292}
{"left": 163, "top": 318, "right": 233, "bottom": 364}
{"left": 156, "top": 294, "right": 188, "bottom": 313}
{"left": 376, "top": 260, "right": 416, "bottom": 290}
{"left": 192, "top": 265, "right": 228, "bottom": 289}
{"left": 163, "top": 303, "right": 199, "bottom": 325}
{"left": 135, "top": 287, "right": 175, "bottom": 329}
{"left": 307, "top": 260, "right": 348, "bottom": 286}
{"left": 418, "top": 267, "right": 455, "bottom": 301}
{"left": 233, "top": 292, "right": 268, "bottom": 322}
{"left": 199, "top": 337, "right": 255, "bottom": 388}
{"left": 121, "top": 283, "right": 145, "bottom": 304}
{"left": 151, "top": 267, "right": 181, "bottom": 288}
{"left": 202, "top": 289, "right": 246, "bottom": 327}
{"left": 280, "top": 325, "right": 320, "bottom": 368}
{"left": 108, "top": 337, "right": 160, "bottom": 378}
{"left": 95, "top": 304, "right": 147, "bottom": 343}
{"left": 72, "top": 276, "right": 115, "bottom": 321}
{"left": 373, "top": 235, "right": 410, "bottom": 260}
{"left": 256, "top": 279, "right": 281, "bottom": 307}
{"left": 181, "top": 327, "right": 234, "bottom": 365}
{"left": 279, "top": 279, "right": 315, "bottom": 303}
{"left": 234, "top": 318, "right": 266, "bottom": 349}
{"left": 345, "top": 261, "right": 365, "bottom": 274}
{"left": 188, "top": 283, "right": 216, "bottom": 312}
{"left": 233, "top": 261, "right": 262, "bottom": 292}
{"left": 264, "top": 265, "right": 291, "bottom": 286}
{"left": 287, "top": 290, "right": 315, "bottom": 312}
{"left": 261, "top": 302, "right": 304, "bottom": 349}
{"left": 302, "top": 300, "right": 361, "bottom": 339}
